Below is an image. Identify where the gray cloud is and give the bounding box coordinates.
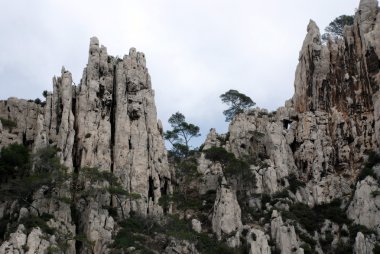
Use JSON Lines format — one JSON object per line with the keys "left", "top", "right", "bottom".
{"left": 0, "top": 0, "right": 359, "bottom": 146}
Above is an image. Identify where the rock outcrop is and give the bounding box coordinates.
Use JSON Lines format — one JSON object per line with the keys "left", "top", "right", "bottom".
{"left": 0, "top": 37, "right": 171, "bottom": 253}
{"left": 347, "top": 176, "right": 380, "bottom": 232}
{"left": 212, "top": 184, "right": 242, "bottom": 240}
{"left": 270, "top": 210, "right": 301, "bottom": 254}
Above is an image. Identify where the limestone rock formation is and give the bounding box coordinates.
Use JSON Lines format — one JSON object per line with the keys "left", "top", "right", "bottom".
{"left": 347, "top": 176, "right": 380, "bottom": 232}
{"left": 354, "top": 232, "right": 376, "bottom": 254}
{"left": 212, "top": 185, "right": 242, "bottom": 240}
{"left": 270, "top": 210, "right": 301, "bottom": 254}
{"left": 248, "top": 228, "right": 271, "bottom": 254}
{"left": 0, "top": 37, "right": 171, "bottom": 253}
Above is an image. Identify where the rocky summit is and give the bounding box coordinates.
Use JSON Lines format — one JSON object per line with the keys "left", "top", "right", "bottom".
{"left": 1, "top": 0, "right": 380, "bottom": 253}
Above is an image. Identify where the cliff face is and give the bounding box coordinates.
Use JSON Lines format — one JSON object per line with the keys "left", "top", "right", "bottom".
{"left": 0, "top": 37, "right": 171, "bottom": 253}
{"left": 198, "top": 0, "right": 380, "bottom": 253}
{"left": 1, "top": 37, "right": 171, "bottom": 216}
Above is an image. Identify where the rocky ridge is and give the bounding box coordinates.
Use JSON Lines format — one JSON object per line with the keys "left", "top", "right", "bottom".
{"left": 0, "top": 37, "right": 171, "bottom": 253}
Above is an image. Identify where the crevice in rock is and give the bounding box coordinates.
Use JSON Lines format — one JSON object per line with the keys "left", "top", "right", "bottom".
{"left": 283, "top": 119, "right": 292, "bottom": 130}
{"left": 56, "top": 96, "right": 63, "bottom": 135}
{"left": 129, "top": 138, "right": 132, "bottom": 150}
{"left": 148, "top": 176, "right": 155, "bottom": 215}
{"left": 161, "top": 178, "right": 168, "bottom": 214}
{"left": 110, "top": 64, "right": 117, "bottom": 173}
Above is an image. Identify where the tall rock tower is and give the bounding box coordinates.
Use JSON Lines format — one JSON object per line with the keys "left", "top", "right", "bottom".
{"left": 0, "top": 37, "right": 172, "bottom": 217}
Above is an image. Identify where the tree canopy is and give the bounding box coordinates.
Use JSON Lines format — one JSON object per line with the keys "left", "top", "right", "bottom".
{"left": 0, "top": 143, "right": 30, "bottom": 182}
{"left": 324, "top": 15, "right": 354, "bottom": 38}
{"left": 164, "top": 112, "right": 200, "bottom": 158}
{"left": 220, "top": 89, "right": 255, "bottom": 122}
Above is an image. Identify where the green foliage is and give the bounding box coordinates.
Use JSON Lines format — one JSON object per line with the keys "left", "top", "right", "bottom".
{"left": 283, "top": 199, "right": 349, "bottom": 233}
{"left": 284, "top": 203, "right": 318, "bottom": 232}
{"left": 0, "top": 215, "right": 10, "bottom": 240}
{"left": 220, "top": 89, "right": 255, "bottom": 122}
{"left": 0, "top": 117, "right": 17, "bottom": 131}
{"left": 298, "top": 231, "right": 317, "bottom": 248}
{"left": 314, "top": 198, "right": 350, "bottom": 226}
{"left": 0, "top": 143, "right": 29, "bottom": 181}
{"left": 0, "top": 145, "right": 70, "bottom": 219}
{"left": 365, "top": 150, "right": 380, "bottom": 168}
{"left": 203, "top": 147, "right": 256, "bottom": 189}
{"left": 272, "top": 189, "right": 289, "bottom": 200}
{"left": 203, "top": 147, "right": 235, "bottom": 166}
{"left": 348, "top": 224, "right": 375, "bottom": 242}
{"left": 357, "top": 150, "right": 380, "bottom": 181}
{"left": 373, "top": 244, "right": 380, "bottom": 254}
{"left": 113, "top": 215, "right": 239, "bottom": 254}
{"left": 164, "top": 112, "right": 200, "bottom": 159}
{"left": 113, "top": 216, "right": 154, "bottom": 249}
{"left": 358, "top": 167, "right": 376, "bottom": 181}
{"left": 33, "top": 146, "right": 65, "bottom": 174}
{"left": 288, "top": 173, "right": 306, "bottom": 193}
{"left": 107, "top": 186, "right": 130, "bottom": 196}
{"left": 324, "top": 15, "right": 354, "bottom": 38}
{"left": 34, "top": 98, "right": 42, "bottom": 104}
{"left": 42, "top": 90, "right": 48, "bottom": 98}
{"left": 300, "top": 243, "right": 315, "bottom": 254}
{"left": 80, "top": 167, "right": 119, "bottom": 185}
{"left": 20, "top": 214, "right": 55, "bottom": 234}
{"left": 334, "top": 240, "right": 352, "bottom": 254}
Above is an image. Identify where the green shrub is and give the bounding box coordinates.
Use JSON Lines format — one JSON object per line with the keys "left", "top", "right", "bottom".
{"left": 203, "top": 146, "right": 256, "bottom": 189}
{"left": 285, "top": 203, "right": 318, "bottom": 232}
{"left": 371, "top": 190, "right": 380, "bottom": 197}
{"left": 272, "top": 189, "right": 289, "bottom": 199}
{"left": 300, "top": 243, "right": 315, "bottom": 254}
{"left": 357, "top": 150, "right": 380, "bottom": 181}
{"left": 357, "top": 167, "right": 376, "bottom": 181}
{"left": 373, "top": 244, "right": 380, "bottom": 254}
{"left": 0, "top": 143, "right": 29, "bottom": 181}
{"left": 288, "top": 173, "right": 306, "bottom": 193}
{"left": 261, "top": 194, "right": 271, "bottom": 207}
{"left": 365, "top": 150, "right": 380, "bottom": 168}
{"left": 348, "top": 224, "right": 375, "bottom": 242}
{"left": 0, "top": 117, "right": 17, "bottom": 130}
{"left": 334, "top": 240, "right": 352, "bottom": 254}
{"left": 0, "top": 216, "right": 10, "bottom": 240}
{"left": 20, "top": 215, "right": 55, "bottom": 235}
{"left": 314, "top": 199, "right": 349, "bottom": 226}
{"left": 296, "top": 229, "right": 317, "bottom": 248}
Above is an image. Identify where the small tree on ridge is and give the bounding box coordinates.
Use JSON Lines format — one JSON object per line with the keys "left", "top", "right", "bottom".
{"left": 220, "top": 89, "right": 255, "bottom": 122}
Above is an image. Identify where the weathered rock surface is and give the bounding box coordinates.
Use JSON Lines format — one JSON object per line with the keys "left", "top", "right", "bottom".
{"left": 0, "top": 225, "right": 57, "bottom": 254}
{"left": 270, "top": 210, "right": 301, "bottom": 254}
{"left": 164, "top": 238, "right": 199, "bottom": 254}
{"left": 248, "top": 228, "right": 271, "bottom": 254}
{"left": 347, "top": 176, "right": 380, "bottom": 231}
{"left": 212, "top": 185, "right": 242, "bottom": 240}
{"left": 354, "top": 232, "right": 376, "bottom": 254}
{"left": 0, "top": 37, "right": 171, "bottom": 253}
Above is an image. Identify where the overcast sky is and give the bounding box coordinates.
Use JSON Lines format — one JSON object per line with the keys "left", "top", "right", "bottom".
{"left": 0, "top": 0, "right": 359, "bottom": 147}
